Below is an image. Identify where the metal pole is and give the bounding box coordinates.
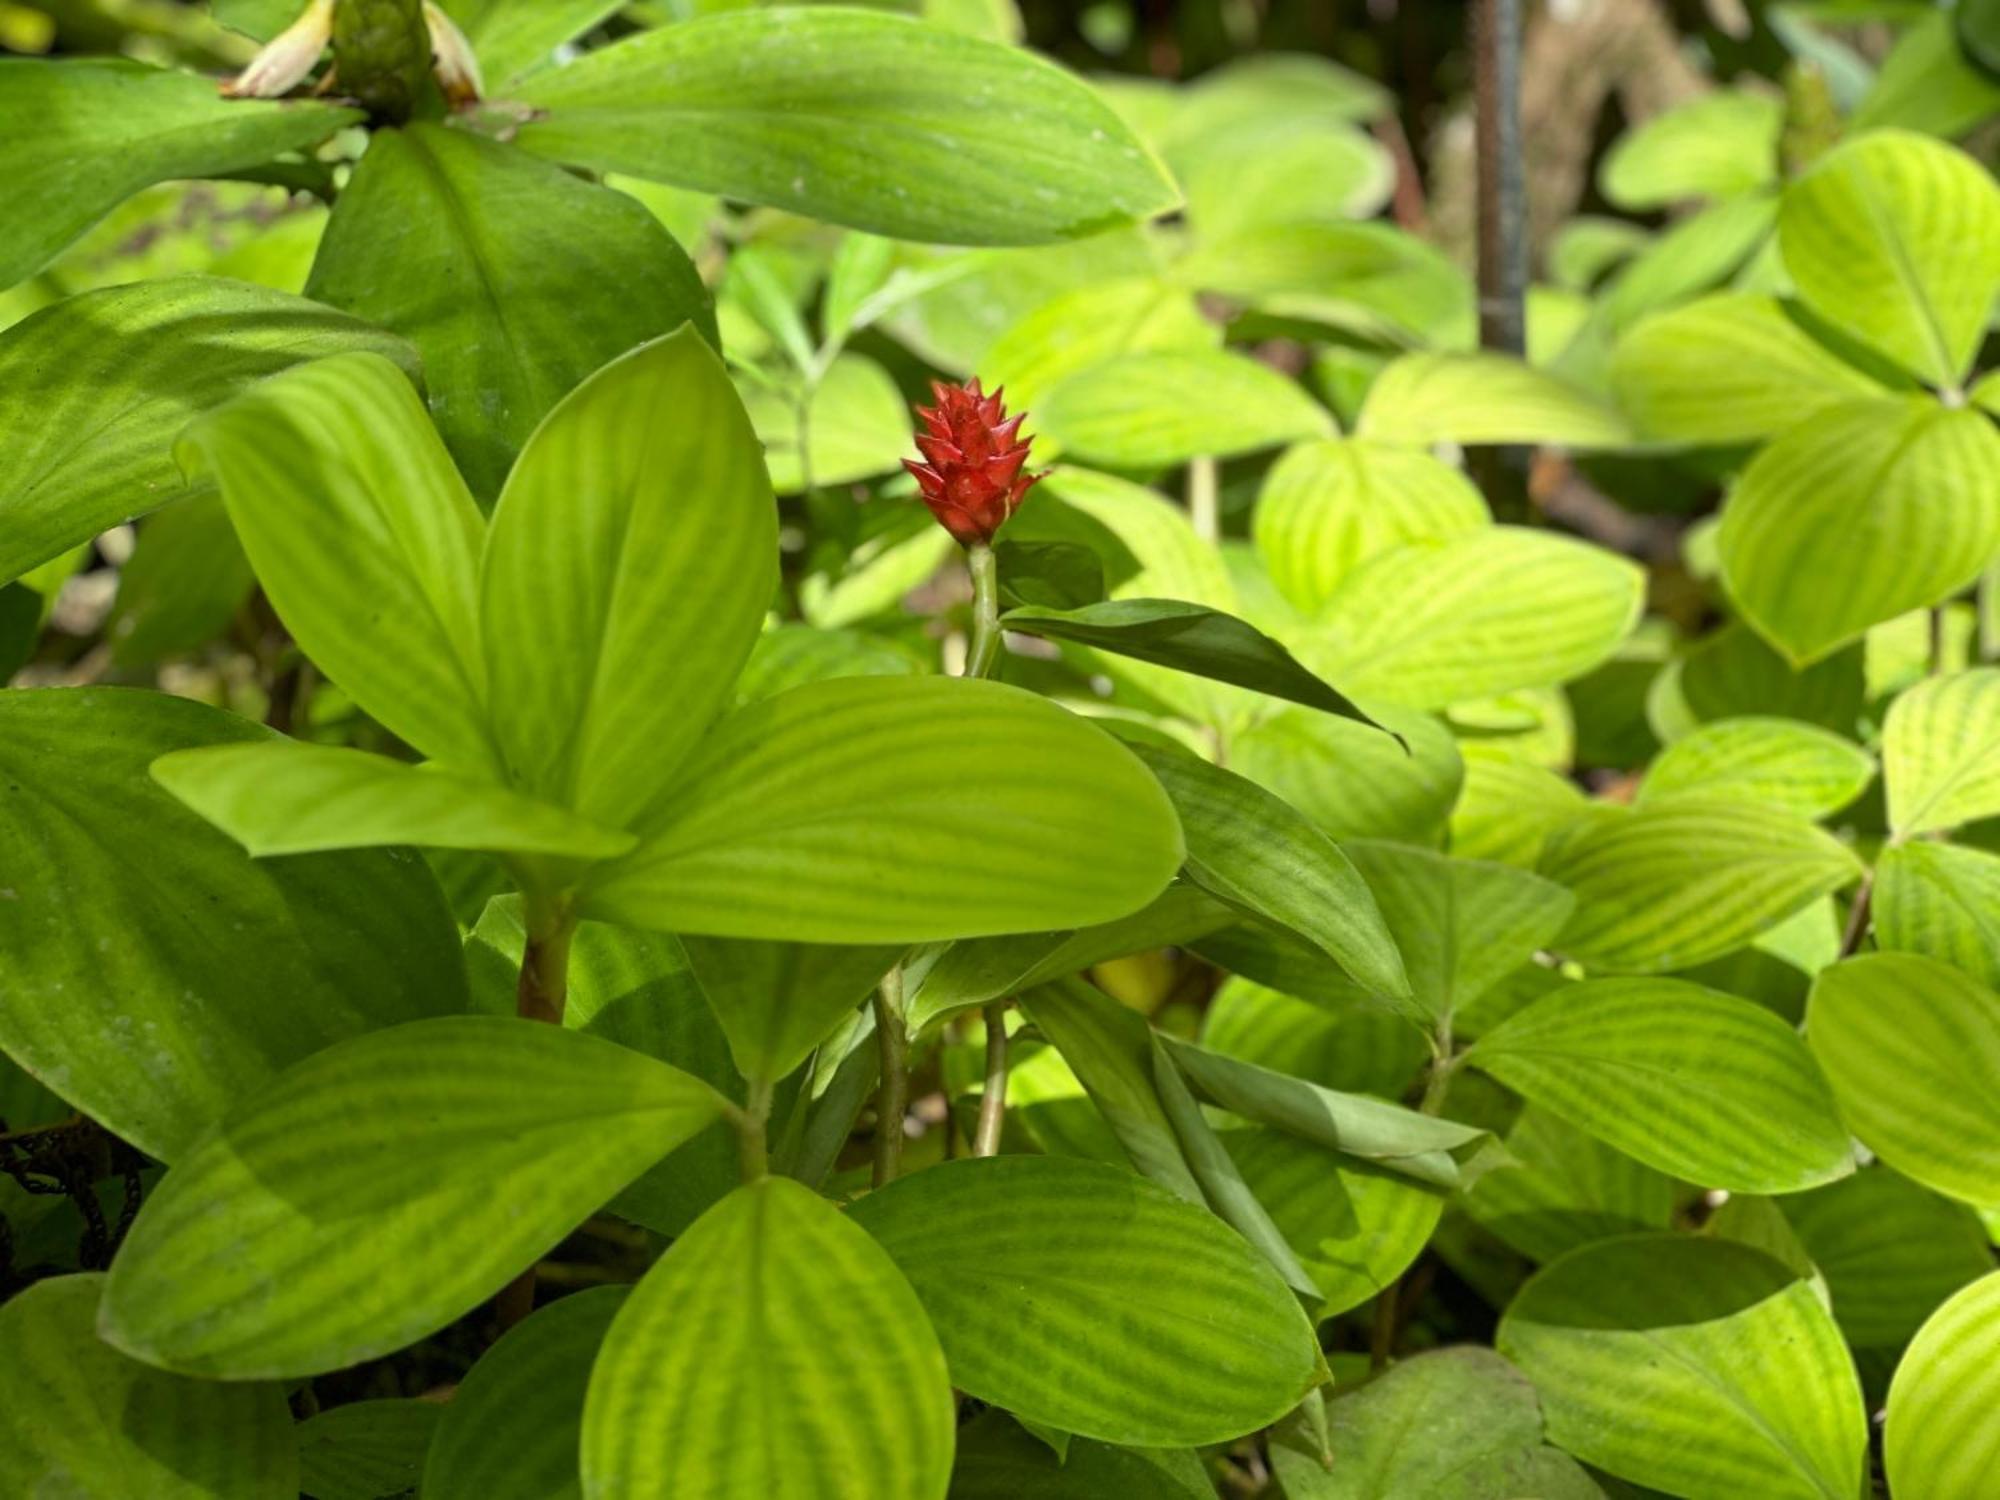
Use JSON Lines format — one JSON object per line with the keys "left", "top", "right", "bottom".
{"left": 1471, "top": 0, "right": 1531, "bottom": 520}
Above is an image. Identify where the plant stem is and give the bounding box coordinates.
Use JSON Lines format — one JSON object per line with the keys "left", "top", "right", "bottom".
{"left": 966, "top": 542, "right": 1002, "bottom": 679}
{"left": 735, "top": 1078, "right": 773, "bottom": 1184}
{"left": 972, "top": 1002, "right": 1011, "bottom": 1157}
{"left": 1838, "top": 869, "right": 1875, "bottom": 959}
{"left": 515, "top": 894, "right": 576, "bottom": 1026}
{"left": 1187, "top": 455, "right": 1219, "bottom": 544}
{"left": 871, "top": 968, "right": 908, "bottom": 1188}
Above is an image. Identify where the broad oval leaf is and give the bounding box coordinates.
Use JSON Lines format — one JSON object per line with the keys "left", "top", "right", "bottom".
{"left": 848, "top": 1154, "right": 1323, "bottom": 1445}
{"left": 1464, "top": 1103, "right": 1678, "bottom": 1265}
{"left": 948, "top": 1410, "right": 1211, "bottom": 1500}
{"left": 177, "top": 350, "right": 496, "bottom": 773}
{"left": 0, "top": 277, "right": 415, "bottom": 585}
{"left": 1541, "top": 799, "right": 1861, "bottom": 973}
{"left": 482, "top": 327, "right": 778, "bottom": 827}
{"left": 0, "top": 688, "right": 467, "bottom": 1162}
{"left": 1635, "top": 716, "right": 1874, "bottom": 819}
{"left": 0, "top": 56, "right": 358, "bottom": 289}
{"left": 583, "top": 1177, "right": 954, "bottom": 1500}
{"left": 1806, "top": 953, "right": 2000, "bottom": 1207}
{"left": 979, "top": 274, "right": 1217, "bottom": 412}
{"left": 1307, "top": 528, "right": 1644, "bottom": 710}
{"left": 100, "top": 1017, "right": 728, "bottom": 1378}
{"left": 1036, "top": 349, "right": 1333, "bottom": 467}
{"left": 1232, "top": 703, "right": 1463, "bottom": 845}
{"left": 296, "top": 1400, "right": 441, "bottom": 1500}
{"left": 1882, "top": 667, "right": 2000, "bottom": 835}
{"left": 1468, "top": 978, "right": 1853, "bottom": 1192}
{"left": 516, "top": 8, "right": 1177, "bottom": 245}
{"left": 1499, "top": 1235, "right": 1867, "bottom": 1500}
{"left": 1356, "top": 352, "right": 1631, "bottom": 449}
{"left": 1717, "top": 398, "right": 2000, "bottom": 666}
{"left": 1778, "top": 130, "right": 2000, "bottom": 387}
{"left": 1599, "top": 90, "right": 1782, "bottom": 209}
{"left": 1885, "top": 1272, "right": 2000, "bottom": 1500}
{"left": 585, "top": 675, "right": 1183, "bottom": 943}
{"left": 680, "top": 936, "right": 899, "bottom": 1083}
{"left": 424, "top": 1285, "right": 628, "bottom": 1500}
{"left": 0, "top": 1274, "right": 296, "bottom": 1499}
{"left": 744, "top": 351, "right": 913, "bottom": 492}
{"left": 1873, "top": 839, "right": 2000, "bottom": 988}
{"left": 306, "top": 122, "right": 715, "bottom": 501}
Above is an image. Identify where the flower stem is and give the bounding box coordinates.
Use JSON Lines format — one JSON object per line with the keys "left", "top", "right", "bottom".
{"left": 1187, "top": 455, "right": 1219, "bottom": 543}
{"left": 966, "top": 542, "right": 1002, "bottom": 679}
{"left": 972, "top": 1002, "right": 1010, "bottom": 1157}
{"left": 871, "top": 968, "right": 908, "bottom": 1188}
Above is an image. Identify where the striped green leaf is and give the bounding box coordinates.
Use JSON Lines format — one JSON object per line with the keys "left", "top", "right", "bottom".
{"left": 744, "top": 352, "right": 912, "bottom": 493}
{"left": 679, "top": 936, "right": 899, "bottom": 1083}
{"left": 0, "top": 1275, "right": 296, "bottom": 1499}
{"left": 1680, "top": 622, "right": 1864, "bottom": 735}
{"left": 1449, "top": 747, "right": 1590, "bottom": 868}
{"left": 1635, "top": 716, "right": 1874, "bottom": 819}
{"left": 296, "top": 1400, "right": 441, "bottom": 1500}
{"left": 947, "top": 1411, "right": 1210, "bottom": 1500}
{"left": 1356, "top": 353, "right": 1631, "bottom": 449}
{"left": 1541, "top": 799, "right": 1862, "bottom": 973}
{"left": 100, "top": 1017, "right": 729, "bottom": 1378}
{"left": 1807, "top": 953, "right": 2000, "bottom": 1207}
{"left": 1874, "top": 840, "right": 2000, "bottom": 987}
{"left": 1124, "top": 744, "right": 1410, "bottom": 999}
{"left": 1464, "top": 1104, "right": 1677, "bottom": 1265}
{"left": 516, "top": 8, "right": 1177, "bottom": 246}
{"left": 1199, "top": 976, "right": 1426, "bottom": 1099}
{"left": 1882, "top": 667, "right": 2000, "bottom": 835}
{"left": 1783, "top": 1167, "right": 1993, "bottom": 1352}
{"left": 0, "top": 278, "right": 414, "bottom": 584}
{"left": 1467, "top": 978, "right": 1853, "bottom": 1192}
{"left": 1777, "top": 130, "right": 2000, "bottom": 387}
{"left": 424, "top": 1285, "right": 627, "bottom": 1500}
{"left": 1886, "top": 1272, "right": 2000, "bottom": 1500}
{"left": 582, "top": 1177, "right": 954, "bottom": 1500}
{"left": 0, "top": 689, "right": 466, "bottom": 1162}
{"left": 1717, "top": 397, "right": 2000, "bottom": 666}
{"left": 1270, "top": 1347, "right": 1600, "bottom": 1500}
{"left": 1610, "top": 293, "right": 1888, "bottom": 444}
{"left": 1253, "top": 438, "right": 1488, "bottom": 613}
{"left": 1232, "top": 704, "right": 1462, "bottom": 844}
{"left": 1341, "top": 840, "right": 1574, "bottom": 1029}
{"left": 1036, "top": 350, "right": 1333, "bottom": 467}
{"left": 849, "top": 1155, "right": 1323, "bottom": 1445}
{"left": 0, "top": 57, "right": 357, "bottom": 289}
{"left": 151, "top": 740, "right": 636, "bottom": 860}
{"left": 1308, "top": 528, "right": 1644, "bottom": 710}
{"left": 979, "top": 275, "right": 1217, "bottom": 413}
{"left": 177, "top": 351, "right": 495, "bottom": 773}
{"left": 584, "top": 675, "right": 1183, "bottom": 943}
{"left": 1498, "top": 1236, "right": 1867, "bottom": 1500}
{"left": 482, "top": 328, "right": 777, "bottom": 828}
{"left": 1599, "top": 90, "right": 1782, "bottom": 208}
{"left": 306, "top": 123, "right": 714, "bottom": 501}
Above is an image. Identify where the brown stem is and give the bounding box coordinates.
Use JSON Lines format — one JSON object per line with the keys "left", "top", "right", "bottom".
{"left": 1838, "top": 870, "right": 1875, "bottom": 960}
{"left": 497, "top": 894, "right": 575, "bottom": 1329}
{"left": 871, "top": 969, "right": 908, "bottom": 1188}
{"left": 971, "top": 1001, "right": 1010, "bottom": 1157}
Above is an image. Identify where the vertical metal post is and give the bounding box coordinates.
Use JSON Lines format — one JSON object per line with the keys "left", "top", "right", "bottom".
{"left": 1471, "top": 0, "right": 1531, "bottom": 519}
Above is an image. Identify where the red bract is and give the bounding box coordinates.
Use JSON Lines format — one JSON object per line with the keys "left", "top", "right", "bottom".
{"left": 904, "top": 377, "right": 1041, "bottom": 548}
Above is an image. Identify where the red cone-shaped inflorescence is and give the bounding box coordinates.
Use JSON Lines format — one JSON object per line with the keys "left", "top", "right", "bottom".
{"left": 904, "top": 377, "right": 1042, "bottom": 548}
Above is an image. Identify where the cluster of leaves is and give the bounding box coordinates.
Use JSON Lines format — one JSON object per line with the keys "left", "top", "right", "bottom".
{"left": 2, "top": 3, "right": 1998, "bottom": 1499}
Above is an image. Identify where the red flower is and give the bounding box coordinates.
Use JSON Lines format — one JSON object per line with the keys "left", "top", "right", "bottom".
{"left": 904, "top": 378, "right": 1041, "bottom": 548}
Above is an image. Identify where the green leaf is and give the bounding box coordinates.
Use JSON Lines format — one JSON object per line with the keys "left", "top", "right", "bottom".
{"left": 1717, "top": 397, "right": 2000, "bottom": 665}
{"left": 1777, "top": 130, "right": 2000, "bottom": 388}
{"left": 849, "top": 1155, "right": 1323, "bottom": 1445}
{"left": 1463, "top": 1103, "right": 1677, "bottom": 1265}
{"left": 177, "top": 350, "right": 496, "bottom": 772}
{"left": 585, "top": 675, "right": 1182, "bottom": 942}
{"left": 296, "top": 1400, "right": 442, "bottom": 1500}
{"left": 947, "top": 1411, "right": 1210, "bottom": 1500}
{"left": 1450, "top": 747, "right": 1590, "bottom": 868}
{"left": 1874, "top": 840, "right": 2000, "bottom": 988}
{"left": 445, "top": 0, "right": 623, "bottom": 86}
{"left": 0, "top": 688, "right": 467, "bottom": 1162}
{"left": 1307, "top": 528, "right": 1644, "bottom": 710}
{"left": 100, "top": 1017, "right": 728, "bottom": 1378}
{"left": 1004, "top": 599, "right": 1379, "bottom": 726}
{"left": 1498, "top": 1235, "right": 1867, "bottom": 1500}
{"left": 1126, "top": 744, "right": 1408, "bottom": 998}
{"left": 1233, "top": 703, "right": 1461, "bottom": 845}
{"left": 423, "top": 1285, "right": 627, "bottom": 1500}
{"left": 582, "top": 1177, "right": 954, "bottom": 1500}
{"left": 743, "top": 352, "right": 912, "bottom": 492}
{"left": 1035, "top": 350, "right": 1333, "bottom": 467}
{"left": 680, "top": 936, "right": 898, "bottom": 1083}
{"left": 0, "top": 57, "right": 358, "bottom": 289}
{"left": 1467, "top": 978, "right": 1853, "bottom": 1192}
{"left": 1680, "top": 623, "right": 1865, "bottom": 734}
{"left": 1610, "top": 293, "right": 1889, "bottom": 445}
{"left": 1886, "top": 1272, "right": 2000, "bottom": 1500}
{"left": 0, "top": 277, "right": 416, "bottom": 585}
{"left": 106, "top": 495, "right": 255, "bottom": 669}
{"left": 1253, "top": 438, "right": 1487, "bottom": 613}
{"left": 1200, "top": 975, "right": 1426, "bottom": 1098}
{"left": 1635, "top": 716, "right": 1874, "bottom": 819}
{"left": 1356, "top": 353, "right": 1632, "bottom": 449}
{"left": 0, "top": 1274, "right": 296, "bottom": 1499}
{"left": 1340, "top": 840, "right": 1574, "bottom": 1029}
{"left": 1807, "top": 953, "right": 2000, "bottom": 1207}
{"left": 994, "top": 539, "right": 1107, "bottom": 611}
{"left": 305, "top": 123, "right": 714, "bottom": 502}
{"left": 481, "top": 328, "right": 777, "bottom": 827}
{"left": 151, "top": 740, "right": 637, "bottom": 860}
{"left": 1270, "top": 1347, "right": 1603, "bottom": 1500}
{"left": 1541, "top": 799, "right": 1862, "bottom": 973}
{"left": 516, "top": 8, "right": 1177, "bottom": 246}
{"left": 979, "top": 275, "right": 1217, "bottom": 413}
{"left": 1599, "top": 90, "right": 1782, "bottom": 209}
{"left": 1882, "top": 666, "right": 2000, "bottom": 835}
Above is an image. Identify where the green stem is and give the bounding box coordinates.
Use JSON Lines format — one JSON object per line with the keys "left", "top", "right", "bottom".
{"left": 1419, "top": 1023, "right": 1455, "bottom": 1116}
{"left": 966, "top": 542, "right": 1002, "bottom": 680}
{"left": 735, "top": 1078, "right": 774, "bottom": 1184}
{"left": 972, "top": 1002, "right": 1010, "bottom": 1157}
{"left": 871, "top": 969, "right": 908, "bottom": 1188}
{"left": 515, "top": 893, "right": 575, "bottom": 1026}
{"left": 1187, "top": 455, "right": 1219, "bottom": 543}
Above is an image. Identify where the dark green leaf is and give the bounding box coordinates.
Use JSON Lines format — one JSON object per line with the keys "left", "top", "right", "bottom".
{"left": 995, "top": 539, "right": 1107, "bottom": 610}
{"left": 297, "top": 1400, "right": 441, "bottom": 1500}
